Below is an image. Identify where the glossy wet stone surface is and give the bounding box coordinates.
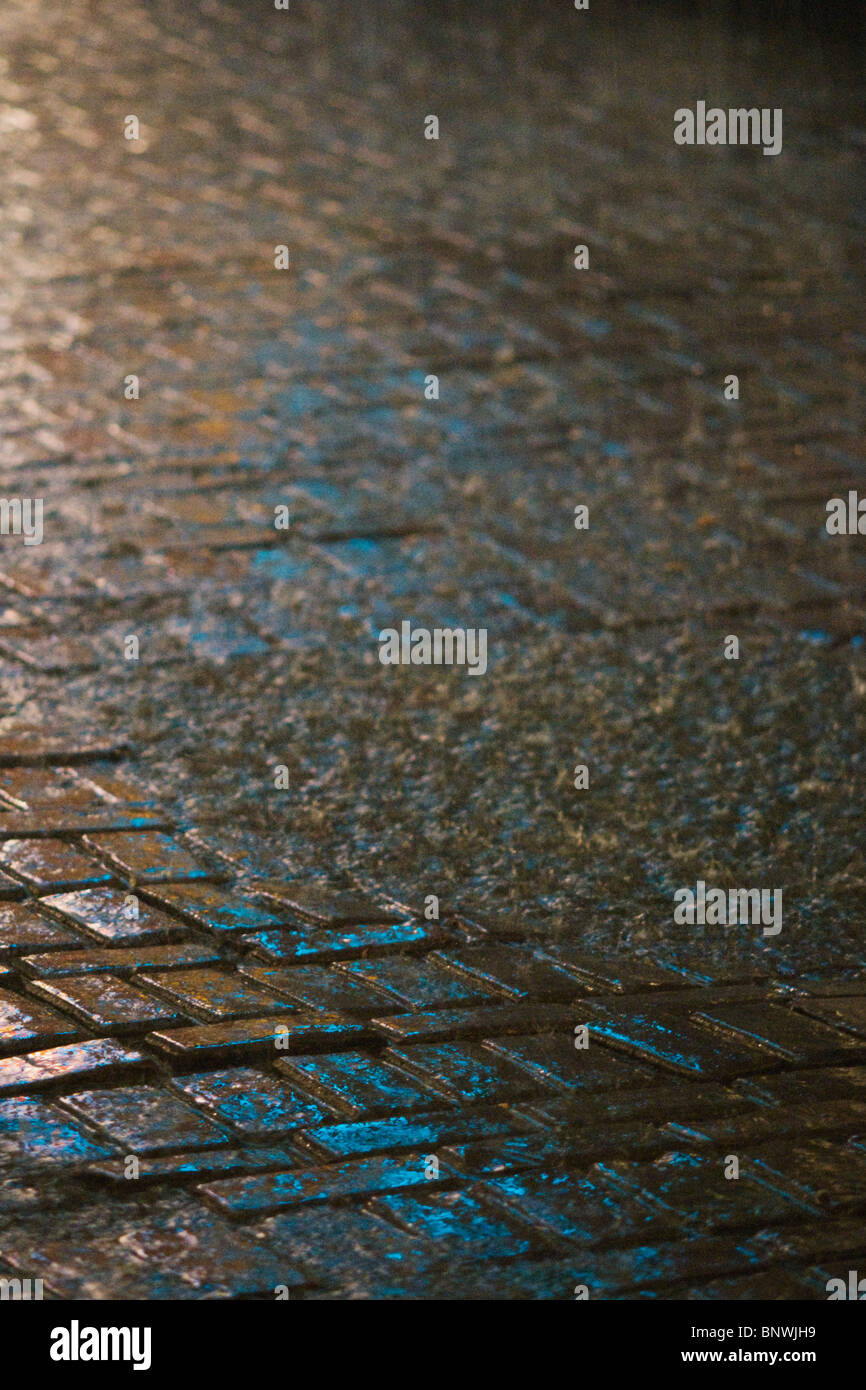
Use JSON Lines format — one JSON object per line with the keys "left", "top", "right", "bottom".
{"left": 83, "top": 1146, "right": 306, "bottom": 1186}
{"left": 484, "top": 1033, "right": 662, "bottom": 1094}
{"left": 367, "top": 1187, "right": 541, "bottom": 1260}
{"left": 295, "top": 1106, "right": 535, "bottom": 1163}
{"left": 38, "top": 888, "right": 187, "bottom": 944}
{"left": 200, "top": 1152, "right": 455, "bottom": 1216}
{"left": 369, "top": 1000, "right": 577, "bottom": 1044}
{"left": 82, "top": 831, "right": 218, "bottom": 885}
{"left": 106, "top": 1203, "right": 305, "bottom": 1298}
{"left": 57, "top": 1085, "right": 231, "bottom": 1155}
{"left": 133, "top": 967, "right": 294, "bottom": 1021}
{"left": 0, "top": 839, "right": 113, "bottom": 892}
{"left": 336, "top": 955, "right": 498, "bottom": 1011}
{"left": 146, "top": 1014, "right": 370, "bottom": 1063}
{"left": 596, "top": 1151, "right": 821, "bottom": 1232}
{"left": 238, "top": 963, "right": 398, "bottom": 1016}
{"left": 275, "top": 1050, "right": 443, "bottom": 1120}
{"left": 481, "top": 1168, "right": 679, "bottom": 1248}
{"left": 690, "top": 1002, "right": 866, "bottom": 1064}
{"left": 241, "top": 920, "right": 440, "bottom": 964}
{"left": 0, "top": 1098, "right": 118, "bottom": 1168}
{"left": 142, "top": 883, "right": 284, "bottom": 936}
{"left": 20, "top": 942, "right": 220, "bottom": 978}
{"left": 0, "top": 991, "right": 80, "bottom": 1053}
{"left": 0, "top": 906, "right": 84, "bottom": 958}
{"left": 171, "top": 1066, "right": 337, "bottom": 1138}
{"left": 385, "top": 1041, "right": 550, "bottom": 1106}
{"left": 432, "top": 946, "right": 586, "bottom": 1002}
{"left": 251, "top": 882, "right": 403, "bottom": 926}
{"left": 29, "top": 975, "right": 191, "bottom": 1034}
{"left": 584, "top": 1007, "right": 775, "bottom": 1079}
{"left": 0, "top": 0, "right": 862, "bottom": 1299}
{"left": 0, "top": 1039, "right": 152, "bottom": 1095}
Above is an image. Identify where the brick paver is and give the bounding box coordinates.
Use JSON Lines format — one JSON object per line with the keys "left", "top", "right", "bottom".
{"left": 0, "top": 0, "right": 862, "bottom": 1299}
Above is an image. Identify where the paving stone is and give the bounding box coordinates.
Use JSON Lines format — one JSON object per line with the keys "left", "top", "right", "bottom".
{"left": 596, "top": 1151, "right": 821, "bottom": 1233}
{"left": 370, "top": 1001, "right": 576, "bottom": 1045}
{"left": 237, "top": 963, "right": 397, "bottom": 1016}
{"left": 541, "top": 947, "right": 697, "bottom": 994}
{"left": 0, "top": 904, "right": 84, "bottom": 958}
{"left": 451, "top": 909, "right": 565, "bottom": 944}
{"left": 258, "top": 1205, "right": 435, "bottom": 1289}
{"left": 19, "top": 942, "right": 220, "bottom": 978}
{"left": 146, "top": 1014, "right": 370, "bottom": 1064}
{"left": 29, "top": 974, "right": 190, "bottom": 1033}
{"left": 336, "top": 955, "right": 497, "bottom": 1011}
{"left": 143, "top": 881, "right": 284, "bottom": 935}
{"left": 0, "top": 1039, "right": 151, "bottom": 1094}
{"left": 82, "top": 1146, "right": 305, "bottom": 1186}
{"left": 586, "top": 1006, "right": 774, "bottom": 1080}
{"left": 432, "top": 945, "right": 587, "bottom": 1003}
{"left": 0, "top": 839, "right": 113, "bottom": 892}
{"left": 744, "top": 1216, "right": 866, "bottom": 1268}
{"left": 366, "top": 1187, "right": 541, "bottom": 1260}
{"left": 794, "top": 996, "right": 866, "bottom": 1040}
{"left": 241, "top": 920, "right": 439, "bottom": 964}
{"left": 439, "top": 1132, "right": 565, "bottom": 1176}
{"left": 384, "top": 1041, "right": 550, "bottom": 1107}
{"left": 584, "top": 983, "right": 798, "bottom": 1018}
{"left": 0, "top": 988, "right": 80, "bottom": 1053}
{"left": 734, "top": 1065, "right": 866, "bottom": 1109}
{"left": 439, "top": 1114, "right": 690, "bottom": 1176}
{"left": 664, "top": 1096, "right": 866, "bottom": 1152}
{"left": 200, "top": 1152, "right": 452, "bottom": 1216}
{"left": 402, "top": 1215, "right": 787, "bottom": 1296}
{"left": 295, "top": 1106, "right": 537, "bottom": 1163}
{"left": 77, "top": 770, "right": 163, "bottom": 808}
{"left": 741, "top": 1139, "right": 866, "bottom": 1214}
{"left": 0, "top": 807, "right": 169, "bottom": 838}
{"left": 691, "top": 1002, "right": 866, "bottom": 1064}
{"left": 0, "top": 872, "right": 26, "bottom": 901}
{"left": 478, "top": 1168, "right": 677, "bottom": 1248}
{"left": 116, "top": 1204, "right": 306, "bottom": 1296}
{"left": 0, "top": 766, "right": 105, "bottom": 812}
{"left": 400, "top": 1235, "right": 751, "bottom": 1299}
{"left": 0, "top": 1225, "right": 198, "bottom": 1300}
{"left": 172, "top": 1066, "right": 336, "bottom": 1138}
{"left": 275, "top": 1050, "right": 442, "bottom": 1119}
{"left": 0, "top": 0, "right": 862, "bottom": 1303}
{"left": 796, "top": 978, "right": 866, "bottom": 999}
{"left": 57, "top": 1085, "right": 230, "bottom": 1155}
{"left": 39, "top": 887, "right": 185, "bottom": 944}
{"left": 484, "top": 1032, "right": 661, "bottom": 1094}
{"left": 81, "top": 830, "right": 219, "bottom": 885}
{"left": 0, "top": 1239, "right": 204, "bottom": 1301}
{"left": 251, "top": 881, "right": 404, "bottom": 925}
{"left": 518, "top": 1079, "right": 760, "bottom": 1132}
{"left": 652, "top": 958, "right": 772, "bottom": 990}
{"left": 0, "top": 1096, "right": 118, "bottom": 1166}
{"left": 134, "top": 966, "right": 294, "bottom": 1021}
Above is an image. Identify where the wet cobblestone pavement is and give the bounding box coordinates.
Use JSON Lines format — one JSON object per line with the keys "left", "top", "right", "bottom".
{"left": 0, "top": 0, "right": 864, "bottom": 1298}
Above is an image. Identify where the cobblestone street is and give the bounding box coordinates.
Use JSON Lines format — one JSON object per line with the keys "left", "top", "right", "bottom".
{"left": 0, "top": 0, "right": 864, "bottom": 1298}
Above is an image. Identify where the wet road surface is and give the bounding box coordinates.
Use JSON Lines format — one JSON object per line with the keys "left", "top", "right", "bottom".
{"left": 0, "top": 0, "right": 863, "bottom": 1298}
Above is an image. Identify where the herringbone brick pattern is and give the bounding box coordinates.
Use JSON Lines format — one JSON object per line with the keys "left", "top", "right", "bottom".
{"left": 0, "top": 0, "right": 862, "bottom": 1297}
